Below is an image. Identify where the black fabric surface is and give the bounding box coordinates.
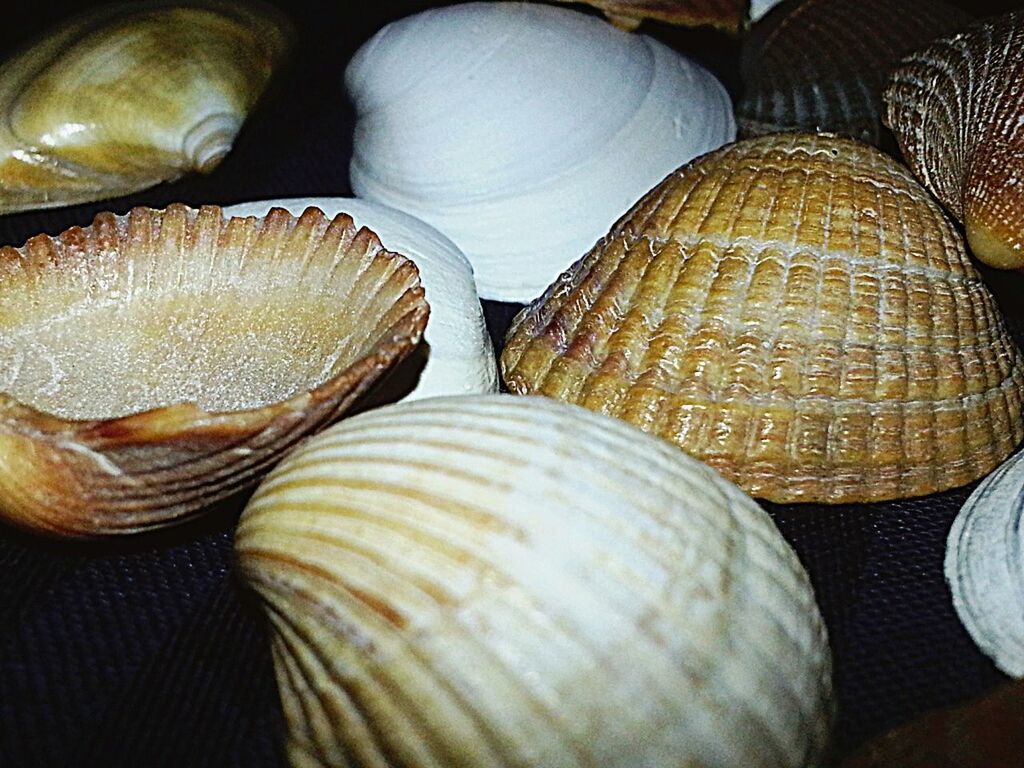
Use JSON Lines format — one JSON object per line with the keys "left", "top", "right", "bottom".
{"left": 1, "top": 1, "right": 1023, "bottom": 766}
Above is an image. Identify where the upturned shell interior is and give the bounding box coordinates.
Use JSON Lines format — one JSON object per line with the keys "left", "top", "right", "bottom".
{"left": 0, "top": 1, "right": 290, "bottom": 213}
{"left": 502, "top": 133, "right": 1024, "bottom": 504}
{"left": 236, "top": 394, "right": 833, "bottom": 768}
{"left": 0, "top": 204, "right": 428, "bottom": 536}
{"left": 738, "top": 0, "right": 970, "bottom": 146}
{"left": 885, "top": 12, "right": 1024, "bottom": 270}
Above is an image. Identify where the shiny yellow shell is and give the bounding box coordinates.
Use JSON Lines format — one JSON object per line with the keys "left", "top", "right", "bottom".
{"left": 0, "top": 1, "right": 290, "bottom": 213}
{"left": 502, "top": 133, "right": 1024, "bottom": 504}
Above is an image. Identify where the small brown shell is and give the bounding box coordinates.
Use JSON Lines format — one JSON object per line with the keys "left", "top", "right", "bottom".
{"left": 739, "top": 0, "right": 970, "bottom": 146}
{"left": 501, "top": 133, "right": 1024, "bottom": 504}
{"left": 885, "top": 12, "right": 1024, "bottom": 269}
{"left": 840, "top": 679, "right": 1024, "bottom": 768}
{"left": 547, "top": 0, "right": 748, "bottom": 32}
{"left": 0, "top": 204, "right": 428, "bottom": 537}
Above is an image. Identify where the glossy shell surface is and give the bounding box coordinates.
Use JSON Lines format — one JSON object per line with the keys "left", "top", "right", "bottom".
{"left": 739, "top": 0, "right": 969, "bottom": 146}
{"left": 945, "top": 448, "right": 1024, "bottom": 677}
{"left": 548, "top": 0, "right": 748, "bottom": 32}
{"left": 236, "top": 394, "right": 833, "bottom": 768}
{"left": 346, "top": 1, "right": 735, "bottom": 302}
{"left": 224, "top": 197, "right": 497, "bottom": 401}
{"left": 0, "top": 204, "right": 427, "bottom": 536}
{"left": 885, "top": 12, "right": 1024, "bottom": 269}
{"left": 0, "top": 1, "right": 289, "bottom": 213}
{"left": 502, "top": 133, "right": 1024, "bottom": 504}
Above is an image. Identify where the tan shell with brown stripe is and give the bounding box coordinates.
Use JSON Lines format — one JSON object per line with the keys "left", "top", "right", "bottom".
{"left": 502, "top": 133, "right": 1024, "bottom": 504}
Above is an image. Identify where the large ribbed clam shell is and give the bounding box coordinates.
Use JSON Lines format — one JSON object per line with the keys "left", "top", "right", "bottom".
{"left": 885, "top": 12, "right": 1024, "bottom": 269}
{"left": 502, "top": 133, "right": 1024, "bottom": 504}
{"left": 945, "top": 448, "right": 1024, "bottom": 677}
{"left": 346, "top": 1, "right": 735, "bottom": 302}
{"left": 0, "top": 1, "right": 289, "bottom": 213}
{"left": 224, "top": 197, "right": 498, "bottom": 401}
{"left": 0, "top": 204, "right": 427, "bottom": 537}
{"left": 739, "top": 0, "right": 970, "bottom": 146}
{"left": 236, "top": 394, "right": 833, "bottom": 768}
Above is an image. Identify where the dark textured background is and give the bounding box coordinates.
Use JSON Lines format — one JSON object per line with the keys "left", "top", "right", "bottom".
{"left": 1, "top": 1, "right": 1023, "bottom": 766}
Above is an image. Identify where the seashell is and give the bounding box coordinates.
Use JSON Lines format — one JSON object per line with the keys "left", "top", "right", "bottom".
{"left": 224, "top": 197, "right": 498, "bottom": 401}
{"left": 502, "top": 133, "right": 1024, "bottom": 504}
{"left": 0, "top": 204, "right": 427, "bottom": 537}
{"left": 885, "top": 12, "right": 1024, "bottom": 270}
{"left": 944, "top": 448, "right": 1024, "bottom": 677}
{"left": 548, "top": 0, "right": 786, "bottom": 31}
{"left": 546, "top": 0, "right": 748, "bottom": 32}
{"left": 840, "top": 678, "right": 1024, "bottom": 768}
{"left": 0, "top": 1, "right": 290, "bottom": 214}
{"left": 345, "top": 1, "right": 736, "bottom": 302}
{"left": 738, "top": 0, "right": 970, "bottom": 146}
{"left": 236, "top": 394, "right": 833, "bottom": 768}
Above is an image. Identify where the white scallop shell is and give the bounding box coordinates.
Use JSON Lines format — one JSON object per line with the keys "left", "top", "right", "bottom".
{"left": 236, "top": 394, "right": 833, "bottom": 768}
{"left": 946, "top": 449, "right": 1024, "bottom": 677}
{"left": 224, "top": 197, "right": 497, "bottom": 401}
{"left": 345, "top": 2, "right": 736, "bottom": 302}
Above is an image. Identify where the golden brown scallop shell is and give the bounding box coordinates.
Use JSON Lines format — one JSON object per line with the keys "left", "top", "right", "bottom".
{"left": 501, "top": 133, "right": 1024, "bottom": 504}
{"left": 0, "top": 1, "right": 290, "bottom": 213}
{"left": 0, "top": 204, "right": 428, "bottom": 537}
{"left": 885, "top": 12, "right": 1024, "bottom": 269}
{"left": 739, "top": 0, "right": 970, "bottom": 146}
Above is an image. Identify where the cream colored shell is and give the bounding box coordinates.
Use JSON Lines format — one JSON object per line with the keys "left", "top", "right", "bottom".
{"left": 885, "top": 12, "right": 1024, "bottom": 269}
{"left": 345, "top": 1, "right": 736, "bottom": 302}
{"left": 0, "top": 204, "right": 427, "bottom": 536}
{"left": 945, "top": 448, "right": 1024, "bottom": 677}
{"left": 0, "top": 1, "right": 289, "bottom": 213}
{"left": 224, "top": 198, "right": 497, "bottom": 401}
{"left": 236, "top": 394, "right": 833, "bottom": 768}
{"left": 502, "top": 133, "right": 1024, "bottom": 504}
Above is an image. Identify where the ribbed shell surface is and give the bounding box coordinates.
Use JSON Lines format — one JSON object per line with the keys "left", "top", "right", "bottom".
{"left": 0, "top": 204, "right": 427, "bottom": 536}
{"left": 738, "top": 0, "right": 970, "bottom": 146}
{"left": 236, "top": 394, "right": 833, "bottom": 768}
{"left": 945, "top": 448, "right": 1024, "bottom": 677}
{"left": 885, "top": 12, "right": 1024, "bottom": 269}
{"left": 501, "top": 133, "right": 1024, "bottom": 504}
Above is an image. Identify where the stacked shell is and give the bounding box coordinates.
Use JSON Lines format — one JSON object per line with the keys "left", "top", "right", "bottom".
{"left": 225, "top": 197, "right": 498, "bottom": 401}
{"left": 0, "top": 204, "right": 427, "bottom": 536}
{"left": 502, "top": 133, "right": 1024, "bottom": 504}
{"left": 345, "top": 1, "right": 735, "bottom": 302}
{"left": 885, "top": 12, "right": 1024, "bottom": 269}
{"left": 738, "top": 0, "right": 970, "bottom": 146}
{"left": 236, "top": 394, "right": 833, "bottom": 768}
{"left": 945, "top": 448, "right": 1024, "bottom": 678}
{"left": 0, "top": 0, "right": 290, "bottom": 213}
{"left": 546, "top": 0, "right": 753, "bottom": 32}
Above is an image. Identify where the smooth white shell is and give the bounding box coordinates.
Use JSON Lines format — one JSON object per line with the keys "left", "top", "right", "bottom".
{"left": 237, "top": 394, "right": 833, "bottom": 768}
{"left": 345, "top": 2, "right": 736, "bottom": 302}
{"left": 946, "top": 449, "right": 1024, "bottom": 677}
{"left": 749, "top": 0, "right": 785, "bottom": 22}
{"left": 224, "top": 197, "right": 497, "bottom": 401}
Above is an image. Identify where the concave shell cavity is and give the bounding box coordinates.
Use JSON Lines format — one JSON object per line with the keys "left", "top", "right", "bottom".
{"left": 0, "top": 203, "right": 428, "bottom": 536}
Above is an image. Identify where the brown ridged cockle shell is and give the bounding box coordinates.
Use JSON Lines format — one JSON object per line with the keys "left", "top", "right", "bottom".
{"left": 885, "top": 12, "right": 1024, "bottom": 269}
{"left": 546, "top": 0, "right": 748, "bottom": 32}
{"left": 738, "top": 0, "right": 970, "bottom": 146}
{"left": 0, "top": 204, "right": 428, "bottom": 537}
{"left": 501, "top": 133, "right": 1024, "bottom": 504}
